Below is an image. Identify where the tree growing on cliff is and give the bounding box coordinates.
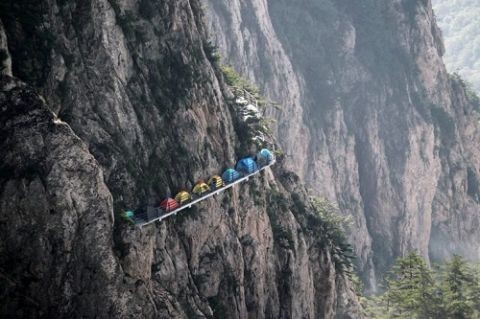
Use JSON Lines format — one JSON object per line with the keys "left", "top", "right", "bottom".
{"left": 309, "top": 198, "right": 355, "bottom": 275}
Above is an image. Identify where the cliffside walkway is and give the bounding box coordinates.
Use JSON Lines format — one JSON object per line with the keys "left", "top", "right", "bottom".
{"left": 133, "top": 160, "right": 276, "bottom": 228}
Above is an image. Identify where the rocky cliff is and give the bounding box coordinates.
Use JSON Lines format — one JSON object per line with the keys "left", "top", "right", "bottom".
{"left": 0, "top": 0, "right": 362, "bottom": 318}
{"left": 206, "top": 0, "right": 480, "bottom": 290}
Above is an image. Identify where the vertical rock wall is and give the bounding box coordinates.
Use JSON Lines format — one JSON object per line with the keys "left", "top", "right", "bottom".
{"left": 206, "top": 0, "right": 480, "bottom": 290}
{"left": 0, "top": 0, "right": 363, "bottom": 317}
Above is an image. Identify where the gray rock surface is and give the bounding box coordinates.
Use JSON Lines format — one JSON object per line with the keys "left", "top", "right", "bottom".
{"left": 206, "top": 0, "right": 480, "bottom": 290}
{"left": 0, "top": 75, "right": 124, "bottom": 317}
{"left": 0, "top": 0, "right": 363, "bottom": 317}
{"left": 0, "top": 19, "right": 12, "bottom": 76}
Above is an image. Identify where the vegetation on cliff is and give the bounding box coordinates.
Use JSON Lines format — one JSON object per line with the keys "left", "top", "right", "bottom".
{"left": 433, "top": 0, "right": 480, "bottom": 93}
{"left": 363, "top": 252, "right": 480, "bottom": 318}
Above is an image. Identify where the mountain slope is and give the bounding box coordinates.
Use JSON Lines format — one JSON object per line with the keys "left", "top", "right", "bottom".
{"left": 206, "top": 0, "right": 480, "bottom": 291}
{"left": 0, "top": 1, "right": 362, "bottom": 317}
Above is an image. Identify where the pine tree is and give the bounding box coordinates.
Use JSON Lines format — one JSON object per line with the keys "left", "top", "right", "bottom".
{"left": 365, "top": 254, "right": 480, "bottom": 319}
{"left": 441, "top": 255, "right": 473, "bottom": 319}
{"left": 466, "top": 262, "right": 480, "bottom": 318}
{"left": 384, "top": 251, "right": 436, "bottom": 318}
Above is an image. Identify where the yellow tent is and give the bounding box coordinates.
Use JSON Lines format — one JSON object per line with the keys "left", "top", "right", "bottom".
{"left": 175, "top": 191, "right": 191, "bottom": 205}
{"left": 208, "top": 175, "right": 224, "bottom": 189}
{"left": 192, "top": 182, "right": 210, "bottom": 196}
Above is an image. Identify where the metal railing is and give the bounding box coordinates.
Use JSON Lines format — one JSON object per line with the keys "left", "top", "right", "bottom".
{"left": 132, "top": 160, "right": 276, "bottom": 228}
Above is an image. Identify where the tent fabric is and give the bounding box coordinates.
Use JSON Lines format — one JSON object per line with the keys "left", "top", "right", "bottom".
{"left": 123, "top": 210, "right": 134, "bottom": 219}
{"left": 192, "top": 182, "right": 210, "bottom": 196}
{"left": 222, "top": 168, "right": 240, "bottom": 183}
{"left": 256, "top": 148, "right": 274, "bottom": 166}
{"left": 160, "top": 198, "right": 179, "bottom": 212}
{"left": 208, "top": 175, "right": 224, "bottom": 189}
{"left": 235, "top": 157, "right": 258, "bottom": 174}
{"left": 175, "top": 191, "right": 191, "bottom": 205}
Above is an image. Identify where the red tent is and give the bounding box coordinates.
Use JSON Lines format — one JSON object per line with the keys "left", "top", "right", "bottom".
{"left": 160, "top": 198, "right": 179, "bottom": 212}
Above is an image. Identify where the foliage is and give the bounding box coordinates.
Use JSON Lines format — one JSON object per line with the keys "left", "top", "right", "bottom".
{"left": 351, "top": 273, "right": 365, "bottom": 296}
{"left": 433, "top": 0, "right": 480, "bottom": 94}
{"left": 266, "top": 191, "right": 355, "bottom": 275}
{"left": 384, "top": 252, "right": 438, "bottom": 318}
{"left": 449, "top": 72, "right": 480, "bottom": 112}
{"left": 220, "top": 64, "right": 278, "bottom": 153}
{"left": 204, "top": 39, "right": 221, "bottom": 64}
{"left": 470, "top": 264, "right": 480, "bottom": 315}
{"left": 272, "top": 223, "right": 295, "bottom": 250}
{"left": 306, "top": 198, "right": 355, "bottom": 275}
{"left": 221, "top": 65, "right": 260, "bottom": 97}
{"left": 441, "top": 256, "right": 475, "bottom": 319}
{"left": 365, "top": 253, "right": 480, "bottom": 319}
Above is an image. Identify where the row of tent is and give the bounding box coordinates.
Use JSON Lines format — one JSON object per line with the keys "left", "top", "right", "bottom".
{"left": 123, "top": 149, "right": 275, "bottom": 220}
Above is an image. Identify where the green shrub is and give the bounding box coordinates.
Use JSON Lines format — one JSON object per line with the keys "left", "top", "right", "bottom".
{"left": 220, "top": 65, "right": 259, "bottom": 96}
{"left": 307, "top": 198, "right": 355, "bottom": 275}
{"left": 290, "top": 193, "right": 306, "bottom": 215}
{"left": 204, "top": 39, "right": 221, "bottom": 64}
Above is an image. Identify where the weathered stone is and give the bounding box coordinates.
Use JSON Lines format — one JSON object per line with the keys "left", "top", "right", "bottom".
{"left": 0, "top": 0, "right": 362, "bottom": 318}
{"left": 206, "top": 0, "right": 480, "bottom": 291}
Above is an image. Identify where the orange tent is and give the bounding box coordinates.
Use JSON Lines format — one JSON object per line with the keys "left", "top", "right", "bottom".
{"left": 160, "top": 198, "right": 179, "bottom": 212}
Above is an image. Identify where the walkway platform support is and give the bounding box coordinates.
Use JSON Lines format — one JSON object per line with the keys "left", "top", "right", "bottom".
{"left": 132, "top": 160, "right": 275, "bottom": 228}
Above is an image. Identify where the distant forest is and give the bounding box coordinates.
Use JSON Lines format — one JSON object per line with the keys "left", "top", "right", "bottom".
{"left": 433, "top": 0, "right": 480, "bottom": 93}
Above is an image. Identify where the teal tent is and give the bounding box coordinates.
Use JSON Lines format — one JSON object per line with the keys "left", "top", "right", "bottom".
{"left": 222, "top": 168, "right": 240, "bottom": 183}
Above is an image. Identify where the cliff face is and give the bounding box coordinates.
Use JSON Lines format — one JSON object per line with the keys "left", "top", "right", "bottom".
{"left": 0, "top": 1, "right": 362, "bottom": 318}
{"left": 0, "top": 75, "right": 123, "bottom": 317}
{"left": 206, "top": 0, "right": 480, "bottom": 289}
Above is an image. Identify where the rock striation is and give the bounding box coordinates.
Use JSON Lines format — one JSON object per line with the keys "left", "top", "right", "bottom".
{"left": 206, "top": 0, "right": 480, "bottom": 290}
{"left": 0, "top": 1, "right": 363, "bottom": 318}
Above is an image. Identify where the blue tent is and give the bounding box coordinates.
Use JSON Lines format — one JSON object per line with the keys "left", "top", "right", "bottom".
{"left": 257, "top": 149, "right": 274, "bottom": 166}
{"left": 235, "top": 157, "right": 258, "bottom": 174}
{"left": 222, "top": 168, "right": 240, "bottom": 183}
